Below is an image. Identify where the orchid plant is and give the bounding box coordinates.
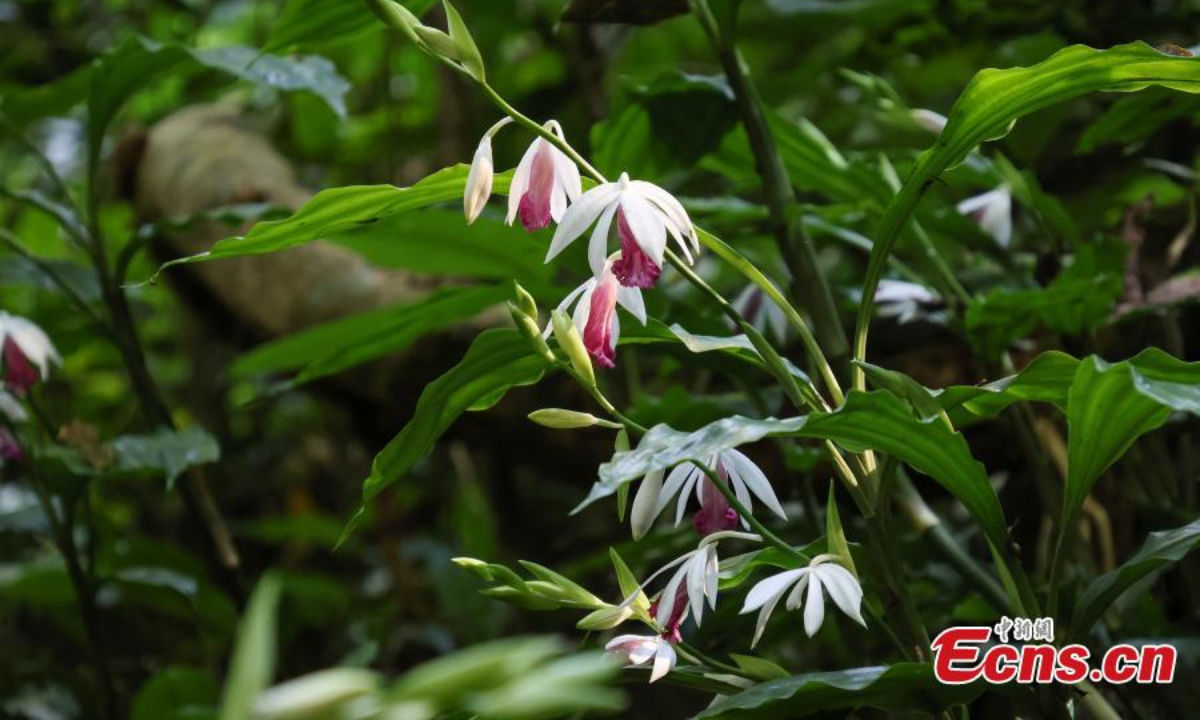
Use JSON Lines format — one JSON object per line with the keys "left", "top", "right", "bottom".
{"left": 3, "top": 0, "right": 1199, "bottom": 717}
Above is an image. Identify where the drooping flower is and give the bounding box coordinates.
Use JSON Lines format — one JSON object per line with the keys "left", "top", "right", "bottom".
{"left": 604, "top": 634, "right": 677, "bottom": 683}
{"left": 507, "top": 120, "right": 582, "bottom": 232}
{"left": 874, "top": 280, "right": 940, "bottom": 324}
{"left": 463, "top": 118, "right": 512, "bottom": 224}
{"left": 692, "top": 476, "right": 739, "bottom": 537}
{"left": 543, "top": 259, "right": 645, "bottom": 369}
{"left": 956, "top": 185, "right": 1012, "bottom": 248}
{"left": 632, "top": 450, "right": 786, "bottom": 536}
{"left": 0, "top": 312, "right": 59, "bottom": 394}
{"left": 740, "top": 554, "right": 866, "bottom": 647}
{"left": 910, "top": 108, "right": 948, "bottom": 134}
{"left": 731, "top": 285, "right": 788, "bottom": 344}
{"left": 545, "top": 173, "right": 698, "bottom": 288}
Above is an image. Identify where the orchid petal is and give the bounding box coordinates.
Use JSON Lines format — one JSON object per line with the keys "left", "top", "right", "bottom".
{"left": 803, "top": 572, "right": 826, "bottom": 637}
{"left": 816, "top": 564, "right": 866, "bottom": 627}
{"left": 724, "top": 449, "right": 787, "bottom": 520}
{"left": 545, "top": 184, "right": 619, "bottom": 263}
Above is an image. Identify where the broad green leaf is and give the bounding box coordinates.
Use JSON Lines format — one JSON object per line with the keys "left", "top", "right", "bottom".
{"left": 935, "top": 351, "right": 1080, "bottom": 421}
{"left": 231, "top": 284, "right": 508, "bottom": 385}
{"left": 388, "top": 636, "right": 563, "bottom": 705}
{"left": 608, "top": 548, "right": 644, "bottom": 604}
{"left": 590, "top": 392, "right": 1010, "bottom": 550}
{"left": 695, "top": 663, "right": 982, "bottom": 718}
{"left": 254, "top": 668, "right": 379, "bottom": 719}
{"left": 265, "top": 0, "right": 437, "bottom": 52}
{"left": 729, "top": 654, "right": 790, "bottom": 682}
{"left": 855, "top": 42, "right": 1200, "bottom": 389}
{"left": 343, "top": 330, "right": 549, "bottom": 541}
{"left": 156, "top": 166, "right": 494, "bottom": 273}
{"left": 88, "top": 37, "right": 351, "bottom": 174}
{"left": 111, "top": 426, "right": 220, "bottom": 490}
{"left": 0, "top": 65, "right": 91, "bottom": 126}
{"left": 1069, "top": 520, "right": 1200, "bottom": 640}
{"left": 218, "top": 574, "right": 282, "bottom": 720}
{"left": 853, "top": 360, "right": 943, "bottom": 422}
{"left": 719, "top": 546, "right": 810, "bottom": 591}
{"left": 1063, "top": 352, "right": 1200, "bottom": 528}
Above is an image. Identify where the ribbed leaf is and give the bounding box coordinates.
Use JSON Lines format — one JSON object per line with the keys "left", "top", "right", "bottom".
{"left": 855, "top": 42, "right": 1200, "bottom": 389}
{"left": 265, "top": 0, "right": 437, "bottom": 52}
{"left": 1069, "top": 520, "right": 1200, "bottom": 640}
{"left": 695, "top": 663, "right": 982, "bottom": 718}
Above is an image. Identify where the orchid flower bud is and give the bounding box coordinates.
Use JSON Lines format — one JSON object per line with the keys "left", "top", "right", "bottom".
{"left": 527, "top": 409, "right": 600, "bottom": 429}
{"left": 551, "top": 309, "right": 595, "bottom": 387}
{"left": 509, "top": 303, "right": 554, "bottom": 363}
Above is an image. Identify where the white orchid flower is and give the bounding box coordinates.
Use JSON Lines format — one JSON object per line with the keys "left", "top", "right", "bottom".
{"left": 545, "top": 173, "right": 698, "bottom": 289}
{"left": 740, "top": 554, "right": 866, "bottom": 647}
{"left": 507, "top": 120, "right": 582, "bottom": 231}
{"left": 463, "top": 117, "right": 511, "bottom": 224}
{"left": 910, "top": 108, "right": 948, "bottom": 134}
{"left": 619, "top": 531, "right": 759, "bottom": 632}
{"left": 632, "top": 450, "right": 786, "bottom": 537}
{"left": 956, "top": 185, "right": 1012, "bottom": 248}
{"left": 731, "top": 284, "right": 788, "bottom": 344}
{"left": 0, "top": 312, "right": 60, "bottom": 394}
{"left": 543, "top": 258, "right": 645, "bottom": 369}
{"left": 604, "top": 634, "right": 677, "bottom": 683}
{"left": 874, "top": 279, "right": 939, "bottom": 324}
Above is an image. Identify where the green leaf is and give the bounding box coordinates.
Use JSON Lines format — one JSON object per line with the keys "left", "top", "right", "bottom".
{"left": 231, "top": 284, "right": 508, "bottom": 385}
{"left": 720, "top": 546, "right": 811, "bottom": 591}
{"left": 608, "top": 547, "right": 643, "bottom": 602}
{"left": 856, "top": 42, "right": 1200, "bottom": 387}
{"left": 132, "top": 666, "right": 218, "bottom": 720}
{"left": 854, "top": 360, "right": 943, "bottom": 422}
{"left": 729, "top": 654, "right": 790, "bottom": 682}
{"left": 1069, "top": 520, "right": 1200, "bottom": 640}
{"left": 218, "top": 575, "right": 283, "bottom": 720}
{"left": 155, "top": 166, "right": 492, "bottom": 274}
{"left": 1063, "top": 351, "right": 1200, "bottom": 528}
{"left": 111, "top": 426, "right": 220, "bottom": 489}
{"left": 589, "top": 392, "right": 1010, "bottom": 550}
{"left": 935, "top": 350, "right": 1080, "bottom": 421}
{"left": 87, "top": 37, "right": 351, "bottom": 175}
{"left": 344, "top": 330, "right": 549, "bottom": 541}
{"left": 695, "top": 663, "right": 982, "bottom": 718}
{"left": 265, "top": 0, "right": 437, "bottom": 52}
{"left": 254, "top": 668, "right": 379, "bottom": 719}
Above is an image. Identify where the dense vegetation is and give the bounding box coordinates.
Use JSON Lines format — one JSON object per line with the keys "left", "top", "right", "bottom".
{"left": 1, "top": 0, "right": 1198, "bottom": 718}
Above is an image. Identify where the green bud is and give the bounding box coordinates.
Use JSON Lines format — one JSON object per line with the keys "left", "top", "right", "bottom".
{"left": 413, "top": 26, "right": 461, "bottom": 61}
{"left": 577, "top": 604, "right": 634, "bottom": 631}
{"left": 528, "top": 409, "right": 600, "bottom": 429}
{"left": 509, "top": 303, "right": 555, "bottom": 363}
{"left": 512, "top": 281, "right": 538, "bottom": 319}
{"left": 551, "top": 309, "right": 595, "bottom": 387}
{"left": 442, "top": 0, "right": 486, "bottom": 82}
{"left": 364, "top": 0, "right": 423, "bottom": 44}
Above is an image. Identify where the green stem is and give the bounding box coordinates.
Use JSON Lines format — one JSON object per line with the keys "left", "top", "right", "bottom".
{"left": 690, "top": 0, "right": 851, "bottom": 383}
{"left": 694, "top": 462, "right": 808, "bottom": 563}
{"left": 676, "top": 641, "right": 753, "bottom": 678}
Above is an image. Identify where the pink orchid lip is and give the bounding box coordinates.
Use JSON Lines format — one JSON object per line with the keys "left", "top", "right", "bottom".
{"left": 693, "top": 470, "right": 739, "bottom": 536}
{"left": 611, "top": 209, "right": 662, "bottom": 289}
{"left": 517, "top": 142, "right": 556, "bottom": 231}
{"left": 582, "top": 272, "right": 619, "bottom": 369}
{"left": 2, "top": 338, "right": 39, "bottom": 394}
{"left": 649, "top": 589, "right": 688, "bottom": 640}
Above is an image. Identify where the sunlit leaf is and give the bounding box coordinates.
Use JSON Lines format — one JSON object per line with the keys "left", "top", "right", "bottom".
{"left": 218, "top": 575, "right": 282, "bottom": 720}
{"left": 265, "top": 0, "right": 437, "bottom": 52}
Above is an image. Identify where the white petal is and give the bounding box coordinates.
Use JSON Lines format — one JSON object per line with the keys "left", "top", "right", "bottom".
{"left": 803, "top": 572, "right": 826, "bottom": 637}
{"left": 631, "top": 180, "right": 691, "bottom": 236}
{"left": 615, "top": 286, "right": 646, "bottom": 325}
{"left": 606, "top": 635, "right": 657, "bottom": 664}
{"left": 750, "top": 587, "right": 786, "bottom": 649}
{"left": 543, "top": 279, "right": 593, "bottom": 339}
{"left": 686, "top": 550, "right": 709, "bottom": 625}
{"left": 815, "top": 564, "right": 866, "bottom": 627}
{"left": 0, "top": 391, "right": 27, "bottom": 423}
{"left": 571, "top": 282, "right": 595, "bottom": 336}
{"left": 650, "top": 642, "right": 676, "bottom": 683}
{"left": 704, "top": 548, "right": 719, "bottom": 610}
{"left": 655, "top": 463, "right": 693, "bottom": 516}
{"left": 784, "top": 572, "right": 810, "bottom": 612}
{"left": 619, "top": 191, "right": 667, "bottom": 267}
{"left": 506, "top": 140, "right": 540, "bottom": 225}
{"left": 588, "top": 204, "right": 617, "bottom": 277}
{"left": 552, "top": 147, "right": 583, "bottom": 202}
{"left": 657, "top": 566, "right": 687, "bottom": 626}
{"left": 549, "top": 180, "right": 568, "bottom": 223}
{"left": 463, "top": 136, "right": 493, "bottom": 224}
{"left": 610, "top": 311, "right": 621, "bottom": 350}
{"left": 723, "top": 449, "right": 787, "bottom": 520}
{"left": 674, "top": 471, "right": 698, "bottom": 527}
{"left": 545, "top": 184, "right": 620, "bottom": 263}
{"left": 741, "top": 569, "right": 805, "bottom": 612}
{"left": 630, "top": 470, "right": 664, "bottom": 540}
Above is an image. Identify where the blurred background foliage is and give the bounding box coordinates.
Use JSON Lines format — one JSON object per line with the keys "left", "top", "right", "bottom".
{"left": 1, "top": 0, "right": 1199, "bottom": 718}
